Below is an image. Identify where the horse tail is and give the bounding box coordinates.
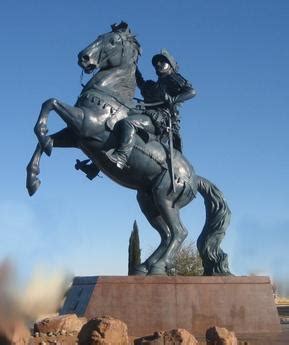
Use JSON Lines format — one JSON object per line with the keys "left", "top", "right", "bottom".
{"left": 196, "top": 175, "right": 232, "bottom": 276}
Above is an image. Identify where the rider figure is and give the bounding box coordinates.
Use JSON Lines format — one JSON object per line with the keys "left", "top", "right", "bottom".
{"left": 105, "top": 49, "right": 196, "bottom": 169}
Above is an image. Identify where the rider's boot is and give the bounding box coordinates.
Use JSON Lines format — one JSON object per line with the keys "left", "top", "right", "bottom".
{"left": 103, "top": 151, "right": 128, "bottom": 169}
{"left": 103, "top": 120, "right": 136, "bottom": 169}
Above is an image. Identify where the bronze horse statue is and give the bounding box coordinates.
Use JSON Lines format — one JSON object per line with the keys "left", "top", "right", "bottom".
{"left": 27, "top": 23, "right": 232, "bottom": 276}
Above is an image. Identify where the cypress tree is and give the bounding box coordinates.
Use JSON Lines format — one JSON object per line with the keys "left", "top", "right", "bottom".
{"left": 128, "top": 220, "right": 141, "bottom": 275}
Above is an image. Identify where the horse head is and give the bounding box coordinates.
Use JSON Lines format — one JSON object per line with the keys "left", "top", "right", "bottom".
{"left": 78, "top": 21, "right": 141, "bottom": 73}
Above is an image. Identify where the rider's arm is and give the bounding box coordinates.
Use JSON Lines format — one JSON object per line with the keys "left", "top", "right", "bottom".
{"left": 135, "top": 67, "right": 146, "bottom": 90}
{"left": 175, "top": 80, "right": 196, "bottom": 104}
{"left": 170, "top": 73, "right": 196, "bottom": 104}
{"left": 175, "top": 86, "right": 196, "bottom": 103}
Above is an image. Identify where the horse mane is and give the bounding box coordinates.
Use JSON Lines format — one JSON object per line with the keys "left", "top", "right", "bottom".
{"left": 111, "top": 21, "right": 141, "bottom": 59}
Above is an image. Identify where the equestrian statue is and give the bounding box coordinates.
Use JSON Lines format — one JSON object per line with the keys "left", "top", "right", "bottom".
{"left": 26, "top": 22, "right": 232, "bottom": 276}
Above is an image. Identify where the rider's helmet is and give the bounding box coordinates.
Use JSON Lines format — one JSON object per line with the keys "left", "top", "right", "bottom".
{"left": 152, "top": 49, "right": 179, "bottom": 72}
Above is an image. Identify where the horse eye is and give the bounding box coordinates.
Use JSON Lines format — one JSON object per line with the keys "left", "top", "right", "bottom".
{"left": 110, "top": 39, "right": 115, "bottom": 46}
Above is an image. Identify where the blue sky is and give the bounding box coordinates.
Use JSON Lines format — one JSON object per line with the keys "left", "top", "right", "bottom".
{"left": 0, "top": 1, "right": 288, "bottom": 290}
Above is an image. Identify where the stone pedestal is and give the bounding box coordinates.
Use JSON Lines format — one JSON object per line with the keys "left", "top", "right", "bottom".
{"left": 61, "top": 276, "right": 280, "bottom": 337}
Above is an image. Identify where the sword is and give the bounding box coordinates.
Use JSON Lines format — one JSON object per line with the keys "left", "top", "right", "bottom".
{"left": 167, "top": 113, "right": 176, "bottom": 193}
{"left": 134, "top": 97, "right": 176, "bottom": 192}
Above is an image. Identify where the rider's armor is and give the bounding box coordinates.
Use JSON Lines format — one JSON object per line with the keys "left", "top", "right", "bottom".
{"left": 137, "top": 71, "right": 193, "bottom": 151}
{"left": 103, "top": 50, "right": 196, "bottom": 169}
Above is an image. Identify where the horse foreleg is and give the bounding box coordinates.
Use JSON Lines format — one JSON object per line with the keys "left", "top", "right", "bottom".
{"left": 26, "top": 143, "right": 43, "bottom": 196}
{"left": 34, "top": 98, "right": 84, "bottom": 156}
{"left": 26, "top": 128, "right": 78, "bottom": 196}
{"left": 50, "top": 127, "right": 78, "bottom": 147}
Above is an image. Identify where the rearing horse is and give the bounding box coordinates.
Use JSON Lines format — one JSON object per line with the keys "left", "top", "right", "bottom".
{"left": 27, "top": 22, "right": 232, "bottom": 276}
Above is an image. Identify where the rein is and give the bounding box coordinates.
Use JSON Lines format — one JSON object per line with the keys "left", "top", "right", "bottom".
{"left": 80, "top": 68, "right": 97, "bottom": 88}
{"left": 80, "top": 69, "right": 84, "bottom": 87}
{"left": 92, "top": 86, "right": 134, "bottom": 110}
{"left": 133, "top": 97, "right": 165, "bottom": 107}
{"left": 79, "top": 31, "right": 140, "bottom": 114}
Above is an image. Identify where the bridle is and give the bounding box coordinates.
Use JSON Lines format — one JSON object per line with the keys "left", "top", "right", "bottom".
{"left": 80, "top": 32, "right": 126, "bottom": 88}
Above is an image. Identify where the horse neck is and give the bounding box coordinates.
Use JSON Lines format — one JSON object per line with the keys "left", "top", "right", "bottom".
{"left": 85, "top": 63, "right": 137, "bottom": 103}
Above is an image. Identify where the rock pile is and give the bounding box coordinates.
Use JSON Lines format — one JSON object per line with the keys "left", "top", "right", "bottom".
{"left": 78, "top": 316, "right": 129, "bottom": 344}
{"left": 30, "top": 315, "right": 129, "bottom": 345}
{"left": 135, "top": 328, "right": 198, "bottom": 344}
{"left": 34, "top": 314, "right": 87, "bottom": 336}
{"left": 0, "top": 314, "right": 239, "bottom": 344}
{"left": 206, "top": 326, "right": 238, "bottom": 345}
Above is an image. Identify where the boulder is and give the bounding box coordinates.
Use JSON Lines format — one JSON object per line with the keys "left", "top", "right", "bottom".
{"left": 135, "top": 328, "right": 198, "bottom": 344}
{"left": 206, "top": 326, "right": 237, "bottom": 345}
{"left": 78, "top": 316, "right": 129, "bottom": 345}
{"left": 34, "top": 313, "right": 87, "bottom": 335}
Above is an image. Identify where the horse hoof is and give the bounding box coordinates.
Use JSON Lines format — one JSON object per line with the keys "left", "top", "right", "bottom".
{"left": 27, "top": 178, "right": 41, "bottom": 196}
{"left": 132, "top": 264, "right": 148, "bottom": 276}
{"left": 43, "top": 137, "right": 53, "bottom": 156}
{"left": 148, "top": 264, "right": 167, "bottom": 276}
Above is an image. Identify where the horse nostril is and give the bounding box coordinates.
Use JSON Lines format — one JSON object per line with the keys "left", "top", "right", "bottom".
{"left": 82, "top": 55, "right": 90, "bottom": 62}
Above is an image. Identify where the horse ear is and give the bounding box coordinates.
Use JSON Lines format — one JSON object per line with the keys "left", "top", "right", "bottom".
{"left": 111, "top": 23, "right": 117, "bottom": 31}
{"left": 111, "top": 21, "right": 129, "bottom": 33}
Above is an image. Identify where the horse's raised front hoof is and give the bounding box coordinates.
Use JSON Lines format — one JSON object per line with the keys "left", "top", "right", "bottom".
{"left": 133, "top": 264, "right": 148, "bottom": 276}
{"left": 26, "top": 177, "right": 41, "bottom": 196}
{"left": 42, "top": 136, "right": 53, "bottom": 156}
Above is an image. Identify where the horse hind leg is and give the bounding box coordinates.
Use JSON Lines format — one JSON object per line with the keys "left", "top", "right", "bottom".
{"left": 149, "top": 202, "right": 188, "bottom": 275}
{"left": 147, "top": 172, "right": 195, "bottom": 275}
{"left": 135, "top": 191, "right": 172, "bottom": 275}
{"left": 34, "top": 98, "right": 84, "bottom": 156}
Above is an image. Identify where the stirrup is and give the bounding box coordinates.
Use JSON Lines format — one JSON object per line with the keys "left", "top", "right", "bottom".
{"left": 102, "top": 151, "right": 128, "bottom": 170}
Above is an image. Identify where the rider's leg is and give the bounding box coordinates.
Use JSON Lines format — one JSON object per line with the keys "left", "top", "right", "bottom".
{"left": 104, "top": 114, "right": 155, "bottom": 169}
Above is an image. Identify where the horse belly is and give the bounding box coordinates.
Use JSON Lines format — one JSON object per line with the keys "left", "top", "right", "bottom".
{"left": 129, "top": 140, "right": 166, "bottom": 174}
{"left": 97, "top": 140, "right": 165, "bottom": 190}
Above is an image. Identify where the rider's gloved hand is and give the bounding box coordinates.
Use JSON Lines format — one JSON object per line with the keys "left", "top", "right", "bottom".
{"left": 164, "top": 93, "right": 175, "bottom": 105}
